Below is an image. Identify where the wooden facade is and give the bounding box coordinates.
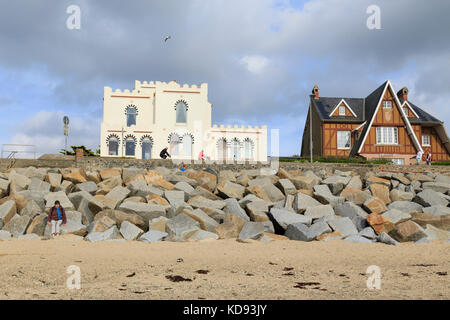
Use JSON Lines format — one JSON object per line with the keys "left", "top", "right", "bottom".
{"left": 360, "top": 88, "right": 417, "bottom": 155}
{"left": 322, "top": 123, "right": 359, "bottom": 157}
{"left": 421, "top": 126, "right": 450, "bottom": 161}
{"left": 301, "top": 81, "right": 450, "bottom": 163}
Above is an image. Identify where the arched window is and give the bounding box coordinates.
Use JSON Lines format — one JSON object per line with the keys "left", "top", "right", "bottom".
{"left": 140, "top": 136, "right": 153, "bottom": 160}
{"left": 182, "top": 134, "right": 193, "bottom": 158}
{"left": 230, "top": 138, "right": 241, "bottom": 161}
{"left": 175, "top": 101, "right": 187, "bottom": 123}
{"left": 243, "top": 138, "right": 254, "bottom": 160}
{"left": 126, "top": 106, "right": 137, "bottom": 126}
{"left": 169, "top": 133, "right": 181, "bottom": 157}
{"left": 217, "top": 138, "right": 227, "bottom": 160}
{"left": 124, "top": 135, "right": 136, "bottom": 156}
{"left": 107, "top": 135, "right": 119, "bottom": 156}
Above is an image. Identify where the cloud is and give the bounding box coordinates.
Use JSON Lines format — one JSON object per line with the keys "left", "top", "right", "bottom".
{"left": 240, "top": 55, "right": 270, "bottom": 74}
{"left": 10, "top": 110, "right": 100, "bottom": 157}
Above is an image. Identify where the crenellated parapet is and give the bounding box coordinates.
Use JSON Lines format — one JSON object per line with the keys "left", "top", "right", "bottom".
{"left": 210, "top": 124, "right": 267, "bottom": 133}
{"left": 104, "top": 86, "right": 148, "bottom": 98}
{"left": 135, "top": 80, "right": 208, "bottom": 92}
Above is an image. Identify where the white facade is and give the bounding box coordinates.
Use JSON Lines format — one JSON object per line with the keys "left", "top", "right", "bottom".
{"left": 100, "top": 80, "right": 267, "bottom": 162}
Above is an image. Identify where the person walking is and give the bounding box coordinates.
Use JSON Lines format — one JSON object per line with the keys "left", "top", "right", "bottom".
{"left": 426, "top": 152, "right": 432, "bottom": 166}
{"left": 160, "top": 147, "right": 171, "bottom": 159}
{"left": 416, "top": 150, "right": 423, "bottom": 165}
{"left": 47, "top": 200, "right": 66, "bottom": 239}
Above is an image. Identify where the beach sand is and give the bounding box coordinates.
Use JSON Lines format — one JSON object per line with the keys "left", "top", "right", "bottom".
{"left": 0, "top": 236, "right": 448, "bottom": 300}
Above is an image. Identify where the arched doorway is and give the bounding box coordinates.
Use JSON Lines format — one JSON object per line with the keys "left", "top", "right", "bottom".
{"left": 243, "top": 138, "right": 254, "bottom": 160}
{"left": 141, "top": 137, "right": 153, "bottom": 160}
{"left": 169, "top": 133, "right": 181, "bottom": 157}
{"left": 230, "top": 138, "right": 240, "bottom": 161}
{"left": 217, "top": 138, "right": 227, "bottom": 160}
{"left": 183, "top": 134, "right": 192, "bottom": 158}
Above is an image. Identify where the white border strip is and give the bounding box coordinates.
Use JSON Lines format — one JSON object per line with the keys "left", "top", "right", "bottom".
{"left": 353, "top": 121, "right": 367, "bottom": 132}
{"left": 401, "top": 101, "right": 420, "bottom": 119}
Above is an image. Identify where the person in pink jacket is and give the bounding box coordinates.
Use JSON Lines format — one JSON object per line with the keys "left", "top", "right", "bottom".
{"left": 198, "top": 150, "right": 206, "bottom": 160}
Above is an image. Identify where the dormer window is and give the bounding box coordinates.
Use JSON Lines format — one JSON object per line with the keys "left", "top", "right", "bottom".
{"left": 403, "top": 107, "right": 409, "bottom": 116}
{"left": 329, "top": 99, "right": 356, "bottom": 118}
{"left": 382, "top": 101, "right": 392, "bottom": 109}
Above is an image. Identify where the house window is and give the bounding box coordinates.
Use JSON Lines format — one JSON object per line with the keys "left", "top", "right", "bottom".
{"left": 376, "top": 127, "right": 398, "bottom": 145}
{"left": 339, "top": 106, "right": 346, "bottom": 116}
{"left": 382, "top": 101, "right": 392, "bottom": 109}
{"left": 108, "top": 137, "right": 119, "bottom": 156}
{"left": 403, "top": 107, "right": 409, "bottom": 116}
{"left": 422, "top": 135, "right": 431, "bottom": 146}
{"left": 337, "top": 131, "right": 351, "bottom": 149}
{"left": 175, "top": 101, "right": 187, "bottom": 123}
{"left": 125, "top": 137, "right": 136, "bottom": 156}
{"left": 126, "top": 107, "right": 137, "bottom": 126}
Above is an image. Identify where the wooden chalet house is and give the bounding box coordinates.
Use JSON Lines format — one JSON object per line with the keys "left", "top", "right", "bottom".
{"left": 300, "top": 80, "right": 450, "bottom": 165}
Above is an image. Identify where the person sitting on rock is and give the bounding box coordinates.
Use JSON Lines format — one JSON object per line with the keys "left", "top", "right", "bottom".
{"left": 47, "top": 200, "right": 66, "bottom": 239}
{"left": 180, "top": 164, "right": 187, "bottom": 172}
{"left": 160, "top": 147, "right": 171, "bottom": 159}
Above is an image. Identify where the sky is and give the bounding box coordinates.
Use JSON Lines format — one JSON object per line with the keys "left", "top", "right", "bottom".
{"left": 0, "top": 0, "right": 449, "bottom": 157}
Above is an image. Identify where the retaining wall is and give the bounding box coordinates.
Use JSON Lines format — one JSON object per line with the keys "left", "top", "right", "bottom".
{"left": 2, "top": 157, "right": 450, "bottom": 177}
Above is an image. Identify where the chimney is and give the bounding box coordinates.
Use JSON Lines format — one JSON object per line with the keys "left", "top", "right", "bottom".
{"left": 312, "top": 85, "right": 319, "bottom": 100}
{"left": 397, "top": 86, "right": 409, "bottom": 102}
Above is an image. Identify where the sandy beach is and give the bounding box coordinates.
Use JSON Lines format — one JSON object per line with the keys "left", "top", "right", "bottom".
{"left": 0, "top": 236, "right": 448, "bottom": 300}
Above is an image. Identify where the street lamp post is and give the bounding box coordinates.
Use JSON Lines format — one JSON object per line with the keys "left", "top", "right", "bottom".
{"left": 121, "top": 126, "right": 124, "bottom": 157}
{"left": 309, "top": 103, "right": 313, "bottom": 163}
{"left": 63, "top": 116, "right": 69, "bottom": 155}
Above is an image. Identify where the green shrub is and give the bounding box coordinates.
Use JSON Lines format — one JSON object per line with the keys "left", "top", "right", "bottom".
{"left": 60, "top": 145, "right": 99, "bottom": 157}
{"left": 279, "top": 156, "right": 391, "bottom": 164}
{"left": 431, "top": 161, "right": 450, "bottom": 166}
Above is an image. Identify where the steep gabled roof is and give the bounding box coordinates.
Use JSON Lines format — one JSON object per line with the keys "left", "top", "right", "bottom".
{"left": 406, "top": 101, "right": 442, "bottom": 124}
{"left": 311, "top": 96, "right": 365, "bottom": 122}
{"left": 350, "top": 80, "right": 423, "bottom": 155}
{"left": 349, "top": 81, "right": 388, "bottom": 155}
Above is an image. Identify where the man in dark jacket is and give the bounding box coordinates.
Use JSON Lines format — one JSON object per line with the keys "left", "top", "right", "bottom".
{"left": 160, "top": 147, "right": 171, "bottom": 159}
{"left": 47, "top": 200, "right": 67, "bottom": 238}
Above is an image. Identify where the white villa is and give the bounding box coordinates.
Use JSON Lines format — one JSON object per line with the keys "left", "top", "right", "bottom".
{"left": 100, "top": 80, "right": 267, "bottom": 162}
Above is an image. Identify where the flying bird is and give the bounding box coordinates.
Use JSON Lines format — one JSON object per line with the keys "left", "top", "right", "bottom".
{"left": 164, "top": 35, "right": 172, "bottom": 42}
